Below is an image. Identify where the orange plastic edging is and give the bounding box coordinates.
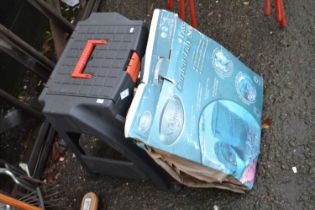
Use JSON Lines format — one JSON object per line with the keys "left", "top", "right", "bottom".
{"left": 0, "top": 193, "right": 43, "bottom": 210}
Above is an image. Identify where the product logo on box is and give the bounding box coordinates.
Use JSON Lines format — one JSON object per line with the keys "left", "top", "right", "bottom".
{"left": 235, "top": 72, "right": 257, "bottom": 105}
{"left": 138, "top": 111, "right": 153, "bottom": 133}
{"left": 159, "top": 97, "right": 184, "bottom": 145}
{"left": 212, "top": 48, "right": 234, "bottom": 79}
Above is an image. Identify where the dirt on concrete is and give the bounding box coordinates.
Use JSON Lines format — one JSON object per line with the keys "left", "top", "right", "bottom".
{"left": 15, "top": 0, "right": 315, "bottom": 209}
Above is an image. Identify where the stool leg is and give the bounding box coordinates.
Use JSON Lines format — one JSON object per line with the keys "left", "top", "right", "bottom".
{"left": 188, "top": 0, "right": 197, "bottom": 28}
{"left": 167, "top": 0, "right": 173, "bottom": 10}
{"left": 264, "top": 0, "right": 271, "bottom": 16}
{"left": 279, "top": 0, "right": 286, "bottom": 28}
{"left": 179, "top": 0, "right": 185, "bottom": 20}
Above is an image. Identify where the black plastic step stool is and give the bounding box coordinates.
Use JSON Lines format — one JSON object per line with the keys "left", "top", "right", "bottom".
{"left": 39, "top": 13, "right": 178, "bottom": 191}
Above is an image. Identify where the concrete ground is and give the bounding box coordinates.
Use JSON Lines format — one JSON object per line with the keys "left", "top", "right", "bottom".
{"left": 50, "top": 0, "right": 314, "bottom": 209}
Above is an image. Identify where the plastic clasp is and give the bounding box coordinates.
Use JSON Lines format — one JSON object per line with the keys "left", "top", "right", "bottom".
{"left": 127, "top": 52, "right": 141, "bottom": 83}
{"left": 72, "top": 40, "right": 107, "bottom": 79}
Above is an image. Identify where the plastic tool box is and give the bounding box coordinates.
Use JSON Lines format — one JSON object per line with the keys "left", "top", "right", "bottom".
{"left": 39, "top": 13, "right": 177, "bottom": 191}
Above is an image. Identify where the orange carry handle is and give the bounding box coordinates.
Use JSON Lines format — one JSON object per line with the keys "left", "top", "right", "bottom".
{"left": 127, "top": 52, "right": 141, "bottom": 83}
{"left": 72, "top": 39, "right": 107, "bottom": 79}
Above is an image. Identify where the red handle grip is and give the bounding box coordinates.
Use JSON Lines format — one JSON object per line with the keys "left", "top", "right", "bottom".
{"left": 72, "top": 40, "right": 107, "bottom": 79}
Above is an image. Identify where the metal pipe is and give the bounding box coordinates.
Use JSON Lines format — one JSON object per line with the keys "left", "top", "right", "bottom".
{"left": 28, "top": 121, "right": 50, "bottom": 177}
{"left": 81, "top": 0, "right": 101, "bottom": 20}
{"left": 47, "top": 0, "right": 67, "bottom": 58}
{"left": 0, "top": 24, "right": 54, "bottom": 79}
{"left": 0, "top": 24, "right": 54, "bottom": 70}
{"left": 0, "top": 89, "right": 43, "bottom": 119}
{"left": 27, "top": 0, "right": 74, "bottom": 34}
{"left": 0, "top": 168, "right": 35, "bottom": 192}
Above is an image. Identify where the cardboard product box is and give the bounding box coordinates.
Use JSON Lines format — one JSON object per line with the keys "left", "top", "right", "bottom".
{"left": 125, "top": 9, "right": 264, "bottom": 192}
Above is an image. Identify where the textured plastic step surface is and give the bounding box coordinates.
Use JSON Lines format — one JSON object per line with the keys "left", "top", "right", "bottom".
{"left": 46, "top": 13, "right": 146, "bottom": 101}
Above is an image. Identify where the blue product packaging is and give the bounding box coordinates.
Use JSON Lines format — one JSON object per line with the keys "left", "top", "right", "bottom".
{"left": 125, "top": 9, "right": 264, "bottom": 190}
